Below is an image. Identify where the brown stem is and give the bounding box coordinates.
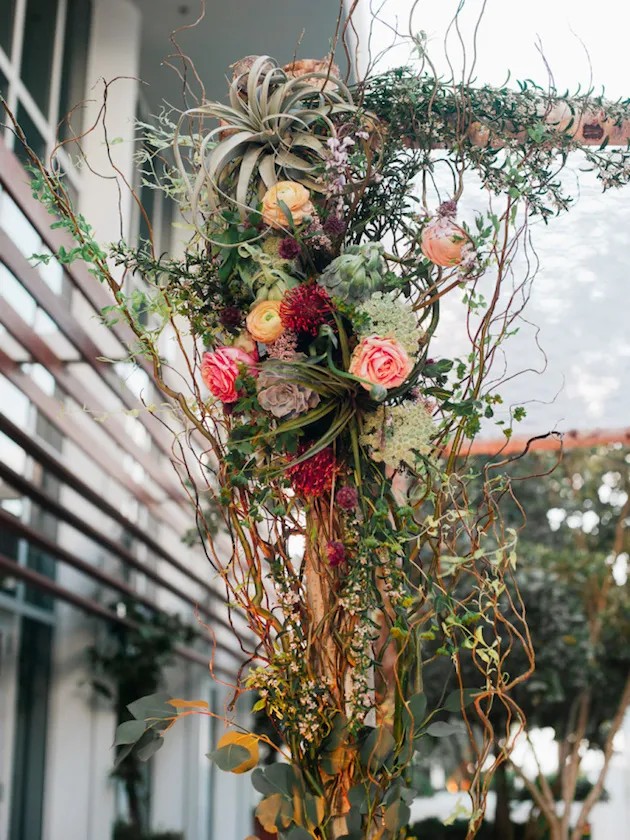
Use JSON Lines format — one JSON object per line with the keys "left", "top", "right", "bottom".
{"left": 571, "top": 673, "right": 630, "bottom": 840}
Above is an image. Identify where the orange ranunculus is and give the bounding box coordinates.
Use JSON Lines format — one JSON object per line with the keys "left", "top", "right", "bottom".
{"left": 246, "top": 300, "right": 284, "bottom": 343}
{"left": 261, "top": 181, "right": 314, "bottom": 229}
{"left": 349, "top": 335, "right": 412, "bottom": 391}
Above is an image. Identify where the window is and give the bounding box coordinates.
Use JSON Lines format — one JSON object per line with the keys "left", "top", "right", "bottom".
{"left": 0, "top": 0, "right": 93, "bottom": 194}
{"left": 14, "top": 101, "right": 46, "bottom": 164}
{"left": 0, "top": 66, "right": 8, "bottom": 100}
{"left": 57, "top": 0, "right": 91, "bottom": 141}
{"left": 9, "top": 617, "right": 53, "bottom": 840}
{"left": 19, "top": 0, "right": 60, "bottom": 115}
{"left": 0, "top": 0, "right": 16, "bottom": 56}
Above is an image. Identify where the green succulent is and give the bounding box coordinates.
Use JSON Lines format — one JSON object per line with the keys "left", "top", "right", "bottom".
{"left": 237, "top": 242, "right": 300, "bottom": 301}
{"left": 317, "top": 242, "right": 387, "bottom": 302}
{"left": 174, "top": 55, "right": 356, "bottom": 224}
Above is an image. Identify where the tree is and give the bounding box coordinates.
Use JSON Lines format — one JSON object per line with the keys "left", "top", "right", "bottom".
{"left": 503, "top": 446, "right": 630, "bottom": 840}
{"left": 422, "top": 446, "right": 630, "bottom": 840}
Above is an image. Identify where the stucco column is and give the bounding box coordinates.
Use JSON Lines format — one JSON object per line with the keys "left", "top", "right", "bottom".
{"left": 78, "top": 0, "right": 142, "bottom": 245}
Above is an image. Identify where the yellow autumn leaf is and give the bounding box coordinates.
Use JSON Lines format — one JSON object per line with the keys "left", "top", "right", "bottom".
{"left": 327, "top": 745, "right": 354, "bottom": 775}
{"left": 216, "top": 731, "right": 259, "bottom": 773}
{"left": 255, "top": 793, "right": 292, "bottom": 833}
{"left": 168, "top": 698, "right": 210, "bottom": 709}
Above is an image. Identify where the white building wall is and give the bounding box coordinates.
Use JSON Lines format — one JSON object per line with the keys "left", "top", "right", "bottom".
{"left": 31, "top": 1, "right": 250, "bottom": 837}
{"left": 79, "top": 0, "right": 142, "bottom": 245}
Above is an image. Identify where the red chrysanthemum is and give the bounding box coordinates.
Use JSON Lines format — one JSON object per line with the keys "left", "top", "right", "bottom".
{"left": 280, "top": 283, "right": 333, "bottom": 336}
{"left": 286, "top": 444, "right": 336, "bottom": 497}
{"left": 326, "top": 540, "right": 346, "bottom": 567}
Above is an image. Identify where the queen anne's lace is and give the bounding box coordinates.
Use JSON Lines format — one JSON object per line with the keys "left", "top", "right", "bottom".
{"left": 356, "top": 292, "right": 424, "bottom": 356}
{"left": 360, "top": 401, "right": 435, "bottom": 469}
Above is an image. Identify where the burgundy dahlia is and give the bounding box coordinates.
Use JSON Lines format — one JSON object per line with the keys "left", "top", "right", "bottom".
{"left": 278, "top": 237, "right": 301, "bottom": 260}
{"left": 336, "top": 485, "right": 359, "bottom": 512}
{"left": 286, "top": 444, "right": 336, "bottom": 497}
{"left": 326, "top": 540, "right": 346, "bottom": 568}
{"left": 219, "top": 306, "right": 242, "bottom": 329}
{"left": 280, "top": 283, "right": 333, "bottom": 336}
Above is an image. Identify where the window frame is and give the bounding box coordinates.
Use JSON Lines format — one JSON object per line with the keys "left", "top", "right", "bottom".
{"left": 0, "top": 0, "right": 84, "bottom": 195}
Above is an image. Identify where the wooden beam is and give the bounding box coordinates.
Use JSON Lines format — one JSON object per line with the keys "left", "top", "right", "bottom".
{"left": 453, "top": 427, "right": 630, "bottom": 457}
{"left": 465, "top": 100, "right": 630, "bottom": 149}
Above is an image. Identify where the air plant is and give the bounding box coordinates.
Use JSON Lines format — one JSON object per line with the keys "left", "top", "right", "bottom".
{"left": 173, "top": 55, "right": 356, "bottom": 227}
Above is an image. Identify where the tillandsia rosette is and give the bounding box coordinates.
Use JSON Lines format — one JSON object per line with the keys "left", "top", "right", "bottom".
{"left": 16, "top": 32, "right": 630, "bottom": 840}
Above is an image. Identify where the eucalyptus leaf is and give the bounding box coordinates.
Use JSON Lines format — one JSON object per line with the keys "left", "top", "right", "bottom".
{"left": 426, "top": 721, "right": 460, "bottom": 738}
{"left": 444, "top": 688, "right": 480, "bottom": 713}
{"left": 208, "top": 743, "right": 250, "bottom": 772}
{"left": 360, "top": 726, "right": 395, "bottom": 772}
{"left": 384, "top": 800, "right": 411, "bottom": 832}
{"left": 113, "top": 719, "right": 146, "bottom": 746}
{"left": 406, "top": 692, "right": 428, "bottom": 731}
{"left": 127, "top": 693, "right": 174, "bottom": 724}
{"left": 286, "top": 828, "right": 312, "bottom": 840}
{"left": 251, "top": 763, "right": 297, "bottom": 797}
{"left": 136, "top": 734, "right": 164, "bottom": 761}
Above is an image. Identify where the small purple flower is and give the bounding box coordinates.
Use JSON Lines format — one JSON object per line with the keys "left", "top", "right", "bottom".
{"left": 336, "top": 485, "right": 359, "bottom": 512}
{"left": 438, "top": 200, "right": 458, "bottom": 218}
{"left": 323, "top": 215, "right": 347, "bottom": 237}
{"left": 219, "top": 306, "right": 242, "bottom": 329}
{"left": 327, "top": 540, "right": 346, "bottom": 568}
{"left": 278, "top": 237, "right": 301, "bottom": 260}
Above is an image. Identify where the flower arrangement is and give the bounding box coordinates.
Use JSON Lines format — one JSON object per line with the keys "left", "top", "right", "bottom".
{"left": 11, "top": 19, "right": 630, "bottom": 840}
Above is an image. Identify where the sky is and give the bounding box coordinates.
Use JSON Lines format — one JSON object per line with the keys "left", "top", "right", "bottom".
{"left": 368, "top": 0, "right": 630, "bottom": 97}
{"left": 359, "top": 0, "right": 630, "bottom": 442}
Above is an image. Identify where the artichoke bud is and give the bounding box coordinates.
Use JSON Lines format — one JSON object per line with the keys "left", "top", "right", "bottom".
{"left": 317, "top": 242, "right": 387, "bottom": 302}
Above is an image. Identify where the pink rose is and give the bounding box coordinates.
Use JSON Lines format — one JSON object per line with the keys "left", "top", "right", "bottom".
{"left": 201, "top": 347, "right": 257, "bottom": 403}
{"left": 349, "top": 336, "right": 413, "bottom": 391}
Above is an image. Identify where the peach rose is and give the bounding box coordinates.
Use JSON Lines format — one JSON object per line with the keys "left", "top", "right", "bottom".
{"left": 261, "top": 181, "right": 314, "bottom": 229}
{"left": 283, "top": 58, "right": 341, "bottom": 91}
{"left": 246, "top": 300, "right": 284, "bottom": 343}
{"left": 349, "top": 336, "right": 413, "bottom": 391}
{"left": 421, "top": 216, "right": 469, "bottom": 267}
{"left": 201, "top": 346, "right": 257, "bottom": 403}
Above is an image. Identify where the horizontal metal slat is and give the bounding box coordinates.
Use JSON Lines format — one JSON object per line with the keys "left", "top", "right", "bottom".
{"left": 0, "top": 453, "right": 246, "bottom": 644}
{"left": 0, "top": 507, "right": 244, "bottom": 664}
{"left": 0, "top": 348, "right": 173, "bottom": 513}
{"left": 0, "top": 410, "right": 236, "bottom": 618}
{"left": 0, "top": 297, "right": 186, "bottom": 507}
{"left": 0, "top": 550, "right": 230, "bottom": 674}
